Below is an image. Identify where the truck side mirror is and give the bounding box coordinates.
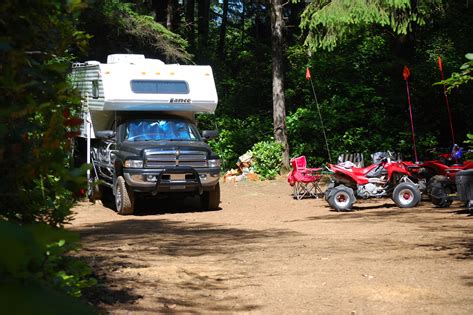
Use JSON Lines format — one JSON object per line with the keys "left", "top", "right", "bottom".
{"left": 202, "top": 130, "right": 218, "bottom": 141}
{"left": 95, "top": 130, "right": 115, "bottom": 139}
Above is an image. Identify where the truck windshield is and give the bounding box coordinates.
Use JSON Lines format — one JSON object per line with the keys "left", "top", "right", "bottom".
{"left": 124, "top": 119, "right": 201, "bottom": 142}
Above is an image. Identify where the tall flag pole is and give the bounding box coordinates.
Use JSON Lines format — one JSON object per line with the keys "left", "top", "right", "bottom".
{"left": 306, "top": 67, "right": 332, "bottom": 163}
{"left": 437, "top": 56, "right": 456, "bottom": 145}
{"left": 403, "top": 65, "right": 418, "bottom": 163}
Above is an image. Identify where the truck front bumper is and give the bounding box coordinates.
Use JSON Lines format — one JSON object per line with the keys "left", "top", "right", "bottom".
{"left": 123, "top": 166, "right": 220, "bottom": 193}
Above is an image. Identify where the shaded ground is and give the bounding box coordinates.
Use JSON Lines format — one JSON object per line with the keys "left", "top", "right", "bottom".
{"left": 69, "top": 177, "right": 473, "bottom": 314}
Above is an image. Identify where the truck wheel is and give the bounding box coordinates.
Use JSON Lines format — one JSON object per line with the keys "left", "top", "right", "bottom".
{"left": 115, "top": 176, "right": 134, "bottom": 215}
{"left": 328, "top": 185, "right": 355, "bottom": 212}
{"left": 87, "top": 176, "right": 102, "bottom": 203}
{"left": 201, "top": 183, "right": 220, "bottom": 210}
{"left": 392, "top": 182, "right": 421, "bottom": 208}
{"left": 428, "top": 175, "right": 453, "bottom": 208}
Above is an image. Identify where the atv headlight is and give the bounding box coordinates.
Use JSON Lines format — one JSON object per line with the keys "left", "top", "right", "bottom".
{"left": 124, "top": 159, "right": 143, "bottom": 168}
{"left": 208, "top": 159, "right": 221, "bottom": 168}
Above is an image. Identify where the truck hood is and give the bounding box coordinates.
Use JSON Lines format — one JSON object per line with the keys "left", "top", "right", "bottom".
{"left": 119, "top": 140, "right": 213, "bottom": 157}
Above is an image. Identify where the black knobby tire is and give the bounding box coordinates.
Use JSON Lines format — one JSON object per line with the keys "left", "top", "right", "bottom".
{"left": 324, "top": 182, "right": 335, "bottom": 201}
{"left": 428, "top": 175, "right": 453, "bottom": 208}
{"left": 201, "top": 183, "right": 221, "bottom": 210}
{"left": 328, "top": 185, "right": 355, "bottom": 212}
{"left": 115, "top": 176, "right": 135, "bottom": 215}
{"left": 392, "top": 182, "right": 421, "bottom": 208}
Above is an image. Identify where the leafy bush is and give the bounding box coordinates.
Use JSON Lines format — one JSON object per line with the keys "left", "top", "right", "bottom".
{"left": 0, "top": 1, "right": 96, "bottom": 312}
{"left": 464, "top": 133, "right": 473, "bottom": 160}
{"left": 198, "top": 114, "right": 273, "bottom": 170}
{"left": 0, "top": 221, "right": 96, "bottom": 314}
{"left": 251, "top": 140, "right": 284, "bottom": 180}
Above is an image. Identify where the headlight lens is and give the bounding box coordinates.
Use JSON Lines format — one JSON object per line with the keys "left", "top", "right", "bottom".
{"left": 208, "top": 159, "right": 221, "bottom": 168}
{"left": 124, "top": 159, "right": 143, "bottom": 168}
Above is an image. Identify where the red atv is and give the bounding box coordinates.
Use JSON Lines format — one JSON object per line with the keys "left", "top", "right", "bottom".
{"left": 325, "top": 153, "right": 421, "bottom": 211}
{"left": 424, "top": 161, "right": 473, "bottom": 207}
{"left": 406, "top": 147, "right": 473, "bottom": 207}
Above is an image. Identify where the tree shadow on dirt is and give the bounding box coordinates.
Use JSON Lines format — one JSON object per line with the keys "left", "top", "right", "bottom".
{"left": 77, "top": 219, "right": 301, "bottom": 313}
{"left": 99, "top": 189, "right": 222, "bottom": 215}
{"left": 415, "top": 236, "right": 473, "bottom": 260}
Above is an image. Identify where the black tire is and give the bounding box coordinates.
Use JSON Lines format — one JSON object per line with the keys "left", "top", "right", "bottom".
{"left": 324, "top": 182, "right": 335, "bottom": 201}
{"left": 201, "top": 183, "right": 220, "bottom": 210}
{"left": 328, "top": 185, "right": 355, "bottom": 212}
{"left": 115, "top": 176, "right": 134, "bottom": 215}
{"left": 428, "top": 175, "right": 453, "bottom": 208}
{"left": 392, "top": 182, "right": 421, "bottom": 208}
{"left": 87, "top": 175, "right": 102, "bottom": 203}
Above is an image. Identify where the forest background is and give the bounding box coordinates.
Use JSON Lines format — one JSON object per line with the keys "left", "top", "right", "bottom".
{"left": 0, "top": 0, "right": 472, "bottom": 313}
{"left": 78, "top": 0, "right": 473, "bottom": 169}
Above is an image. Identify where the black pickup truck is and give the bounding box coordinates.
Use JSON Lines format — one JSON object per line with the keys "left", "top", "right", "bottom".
{"left": 82, "top": 113, "right": 221, "bottom": 214}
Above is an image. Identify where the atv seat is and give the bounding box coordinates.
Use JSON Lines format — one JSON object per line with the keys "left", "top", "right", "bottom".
{"left": 287, "top": 156, "right": 323, "bottom": 200}
{"left": 366, "top": 164, "right": 387, "bottom": 178}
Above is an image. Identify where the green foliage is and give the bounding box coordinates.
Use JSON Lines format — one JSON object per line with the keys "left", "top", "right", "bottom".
{"left": 83, "top": 0, "right": 192, "bottom": 63}
{"left": 464, "top": 133, "right": 473, "bottom": 160}
{"left": 0, "top": 0, "right": 88, "bottom": 227}
{"left": 250, "top": 140, "right": 284, "bottom": 180}
{"left": 0, "top": 0, "right": 96, "bottom": 311}
{"left": 0, "top": 221, "right": 96, "bottom": 314}
{"left": 435, "top": 53, "right": 473, "bottom": 92}
{"left": 296, "top": 0, "right": 441, "bottom": 52}
{"left": 198, "top": 114, "right": 273, "bottom": 170}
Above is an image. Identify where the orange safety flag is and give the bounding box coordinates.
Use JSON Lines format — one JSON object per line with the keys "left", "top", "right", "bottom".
{"left": 403, "top": 65, "right": 410, "bottom": 81}
{"left": 306, "top": 67, "right": 311, "bottom": 80}
{"left": 438, "top": 56, "right": 443, "bottom": 72}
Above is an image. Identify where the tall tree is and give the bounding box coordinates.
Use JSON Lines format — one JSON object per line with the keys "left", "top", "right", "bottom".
{"left": 197, "top": 0, "right": 210, "bottom": 58}
{"left": 218, "top": 0, "right": 229, "bottom": 59}
{"left": 185, "top": 0, "right": 196, "bottom": 50}
{"left": 270, "top": 0, "right": 290, "bottom": 169}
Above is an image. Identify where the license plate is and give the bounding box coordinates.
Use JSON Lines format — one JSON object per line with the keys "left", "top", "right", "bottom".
{"left": 170, "top": 174, "right": 186, "bottom": 181}
{"left": 170, "top": 185, "right": 186, "bottom": 190}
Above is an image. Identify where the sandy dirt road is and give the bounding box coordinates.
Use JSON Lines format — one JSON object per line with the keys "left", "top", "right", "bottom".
{"left": 70, "top": 177, "right": 473, "bottom": 314}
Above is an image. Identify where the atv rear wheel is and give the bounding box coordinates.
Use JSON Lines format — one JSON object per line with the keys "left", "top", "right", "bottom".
{"left": 392, "top": 182, "right": 421, "bottom": 208}
{"left": 428, "top": 175, "right": 454, "bottom": 208}
{"left": 328, "top": 185, "right": 355, "bottom": 212}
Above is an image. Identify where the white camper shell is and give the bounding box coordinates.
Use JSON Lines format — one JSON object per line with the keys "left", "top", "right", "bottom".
{"left": 71, "top": 54, "right": 221, "bottom": 215}
{"left": 72, "top": 54, "right": 218, "bottom": 137}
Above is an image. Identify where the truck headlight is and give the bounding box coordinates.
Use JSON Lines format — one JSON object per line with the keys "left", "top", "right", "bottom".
{"left": 124, "top": 159, "right": 143, "bottom": 168}
{"left": 208, "top": 159, "right": 221, "bottom": 168}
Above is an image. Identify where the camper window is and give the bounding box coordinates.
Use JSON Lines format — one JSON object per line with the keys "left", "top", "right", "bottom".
{"left": 92, "top": 80, "right": 99, "bottom": 99}
{"left": 130, "top": 80, "right": 189, "bottom": 94}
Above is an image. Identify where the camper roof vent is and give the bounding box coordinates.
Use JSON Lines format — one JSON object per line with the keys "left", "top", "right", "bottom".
{"left": 107, "top": 54, "right": 145, "bottom": 64}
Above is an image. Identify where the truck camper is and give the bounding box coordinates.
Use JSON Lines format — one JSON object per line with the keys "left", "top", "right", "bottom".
{"left": 71, "top": 54, "right": 221, "bottom": 214}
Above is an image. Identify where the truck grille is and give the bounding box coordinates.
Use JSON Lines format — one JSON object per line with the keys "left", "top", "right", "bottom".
{"left": 145, "top": 151, "right": 207, "bottom": 168}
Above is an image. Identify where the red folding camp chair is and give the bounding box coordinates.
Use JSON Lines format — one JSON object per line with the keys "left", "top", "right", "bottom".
{"left": 287, "top": 156, "right": 323, "bottom": 200}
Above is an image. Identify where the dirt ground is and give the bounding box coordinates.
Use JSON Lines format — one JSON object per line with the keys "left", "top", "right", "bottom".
{"left": 69, "top": 177, "right": 473, "bottom": 314}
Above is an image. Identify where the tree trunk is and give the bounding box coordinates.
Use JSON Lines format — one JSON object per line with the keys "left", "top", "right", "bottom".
{"left": 152, "top": 0, "right": 167, "bottom": 24}
{"left": 197, "top": 0, "right": 210, "bottom": 56}
{"left": 185, "top": 0, "right": 195, "bottom": 50}
{"left": 218, "top": 0, "right": 229, "bottom": 59}
{"left": 166, "top": 0, "right": 174, "bottom": 30}
{"left": 270, "top": 0, "right": 290, "bottom": 170}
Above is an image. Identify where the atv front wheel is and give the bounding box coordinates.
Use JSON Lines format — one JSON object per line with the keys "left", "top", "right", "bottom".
{"left": 328, "top": 185, "right": 355, "bottom": 212}
{"left": 324, "top": 182, "right": 335, "bottom": 201}
{"left": 392, "top": 182, "right": 421, "bottom": 208}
